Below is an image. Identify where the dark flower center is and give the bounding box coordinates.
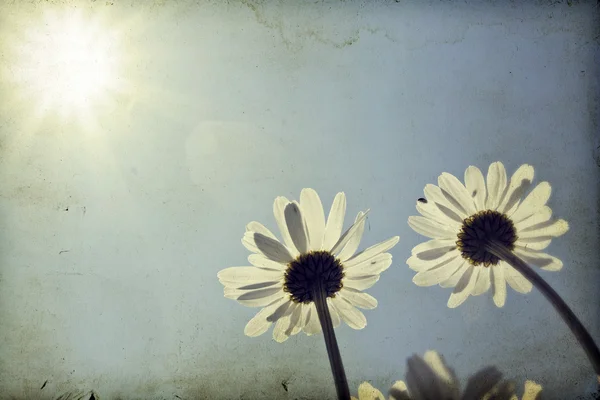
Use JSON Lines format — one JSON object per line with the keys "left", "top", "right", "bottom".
{"left": 456, "top": 210, "right": 518, "bottom": 267}
{"left": 283, "top": 251, "right": 345, "bottom": 304}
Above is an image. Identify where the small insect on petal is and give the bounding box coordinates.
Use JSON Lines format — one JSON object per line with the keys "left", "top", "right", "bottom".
{"left": 418, "top": 198, "right": 428, "bottom": 204}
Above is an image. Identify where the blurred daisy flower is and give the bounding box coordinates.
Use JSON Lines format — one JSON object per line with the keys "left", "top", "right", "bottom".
{"left": 218, "top": 188, "right": 399, "bottom": 342}
{"left": 407, "top": 161, "right": 568, "bottom": 308}
{"left": 352, "top": 351, "right": 542, "bottom": 400}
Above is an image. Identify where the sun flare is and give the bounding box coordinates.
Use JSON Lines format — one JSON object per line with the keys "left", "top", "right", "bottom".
{"left": 5, "top": 7, "right": 127, "bottom": 126}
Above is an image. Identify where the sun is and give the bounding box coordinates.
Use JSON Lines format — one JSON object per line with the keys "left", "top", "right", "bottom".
{"left": 3, "top": 6, "right": 128, "bottom": 128}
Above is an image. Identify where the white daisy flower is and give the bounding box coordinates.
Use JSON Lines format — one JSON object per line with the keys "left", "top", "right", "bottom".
{"left": 407, "top": 161, "right": 569, "bottom": 308}
{"left": 353, "top": 351, "right": 541, "bottom": 400}
{"left": 218, "top": 188, "right": 400, "bottom": 343}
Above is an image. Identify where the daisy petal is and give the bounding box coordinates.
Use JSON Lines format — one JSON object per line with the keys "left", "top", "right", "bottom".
{"left": 284, "top": 202, "right": 309, "bottom": 254}
{"left": 357, "top": 382, "right": 385, "bottom": 400}
{"left": 345, "top": 236, "right": 400, "bottom": 268}
{"left": 323, "top": 192, "right": 346, "bottom": 251}
{"left": 300, "top": 188, "right": 326, "bottom": 251}
{"left": 266, "top": 298, "right": 293, "bottom": 322}
{"left": 514, "top": 206, "right": 552, "bottom": 231}
{"left": 408, "top": 216, "right": 457, "bottom": 239}
{"left": 328, "top": 298, "right": 342, "bottom": 328}
{"left": 332, "top": 296, "right": 367, "bottom": 329}
{"left": 424, "top": 184, "right": 468, "bottom": 221}
{"left": 514, "top": 237, "right": 552, "bottom": 251}
{"left": 218, "top": 267, "right": 283, "bottom": 287}
{"left": 522, "top": 380, "right": 543, "bottom": 400}
{"left": 248, "top": 254, "right": 286, "bottom": 271}
{"left": 412, "top": 255, "right": 464, "bottom": 287}
{"left": 509, "top": 182, "right": 551, "bottom": 223}
{"left": 243, "top": 232, "right": 294, "bottom": 263}
{"left": 344, "top": 275, "right": 380, "bottom": 291}
{"left": 273, "top": 314, "right": 292, "bottom": 342}
{"left": 491, "top": 264, "right": 507, "bottom": 307}
{"left": 337, "top": 211, "right": 367, "bottom": 261}
{"left": 331, "top": 210, "right": 369, "bottom": 256}
{"left": 303, "top": 304, "right": 321, "bottom": 335}
{"left": 411, "top": 239, "right": 457, "bottom": 259}
{"left": 513, "top": 247, "right": 563, "bottom": 271}
{"left": 447, "top": 266, "right": 478, "bottom": 308}
{"left": 438, "top": 172, "right": 477, "bottom": 215}
{"left": 285, "top": 303, "right": 303, "bottom": 336}
{"left": 485, "top": 161, "right": 507, "bottom": 210}
{"left": 504, "top": 264, "right": 532, "bottom": 294}
{"left": 236, "top": 288, "right": 285, "bottom": 307}
{"left": 339, "top": 288, "right": 378, "bottom": 309}
{"left": 464, "top": 165, "right": 486, "bottom": 210}
{"left": 346, "top": 253, "right": 392, "bottom": 276}
{"left": 417, "top": 198, "right": 462, "bottom": 229}
{"left": 518, "top": 219, "right": 569, "bottom": 239}
{"left": 273, "top": 196, "right": 300, "bottom": 257}
{"left": 471, "top": 266, "right": 491, "bottom": 296}
{"left": 244, "top": 297, "right": 289, "bottom": 337}
{"left": 245, "top": 221, "right": 277, "bottom": 240}
{"left": 498, "top": 164, "right": 534, "bottom": 214}
{"left": 440, "top": 261, "right": 470, "bottom": 288}
{"left": 388, "top": 381, "right": 410, "bottom": 400}
{"left": 407, "top": 250, "right": 459, "bottom": 272}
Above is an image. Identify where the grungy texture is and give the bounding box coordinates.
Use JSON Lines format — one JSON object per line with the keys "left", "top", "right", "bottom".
{"left": 0, "top": 0, "right": 599, "bottom": 399}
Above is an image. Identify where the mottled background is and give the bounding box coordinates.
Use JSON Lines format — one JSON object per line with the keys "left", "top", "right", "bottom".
{"left": 0, "top": 0, "right": 598, "bottom": 399}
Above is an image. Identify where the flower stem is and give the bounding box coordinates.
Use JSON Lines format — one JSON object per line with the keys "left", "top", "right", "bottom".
{"left": 312, "top": 282, "right": 350, "bottom": 400}
{"left": 487, "top": 240, "right": 600, "bottom": 378}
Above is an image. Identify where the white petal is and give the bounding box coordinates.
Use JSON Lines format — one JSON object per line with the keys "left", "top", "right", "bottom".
{"left": 273, "top": 196, "right": 300, "bottom": 257}
{"left": 285, "top": 303, "right": 303, "bottom": 336}
{"left": 284, "top": 202, "right": 309, "bottom": 254}
{"left": 337, "top": 212, "right": 367, "bottom": 261}
{"left": 423, "top": 351, "right": 457, "bottom": 385}
{"left": 344, "top": 275, "right": 380, "bottom": 291}
{"left": 300, "top": 188, "right": 326, "bottom": 251}
{"left": 514, "top": 237, "right": 552, "bottom": 251}
{"left": 407, "top": 250, "right": 460, "bottom": 272}
{"left": 491, "top": 264, "right": 507, "bottom": 307}
{"left": 243, "top": 232, "right": 294, "bottom": 263}
{"left": 423, "top": 184, "right": 468, "bottom": 221}
{"left": 331, "top": 210, "right": 369, "bottom": 256}
{"left": 518, "top": 219, "right": 569, "bottom": 239}
{"left": 357, "top": 382, "right": 386, "bottom": 400}
{"left": 439, "top": 261, "right": 470, "bottom": 288}
{"left": 509, "top": 182, "right": 551, "bottom": 223}
{"left": 464, "top": 165, "right": 486, "bottom": 210}
{"left": 236, "top": 288, "right": 285, "bottom": 307}
{"left": 266, "top": 298, "right": 293, "bottom": 322}
{"left": 513, "top": 247, "right": 563, "bottom": 271}
{"left": 328, "top": 298, "right": 342, "bottom": 328}
{"left": 438, "top": 172, "right": 477, "bottom": 215}
{"left": 303, "top": 303, "right": 321, "bottom": 335}
{"left": 323, "top": 192, "right": 347, "bottom": 251}
{"left": 389, "top": 381, "right": 410, "bottom": 400}
{"left": 514, "top": 206, "right": 552, "bottom": 231}
{"left": 497, "top": 164, "right": 535, "bottom": 214}
{"left": 218, "top": 267, "right": 283, "bottom": 287}
{"left": 248, "top": 254, "right": 287, "bottom": 271}
{"left": 408, "top": 216, "right": 457, "bottom": 239}
{"left": 412, "top": 255, "right": 464, "bottom": 287}
{"left": 339, "top": 288, "right": 378, "bottom": 309}
{"left": 447, "top": 265, "right": 478, "bottom": 308}
{"left": 245, "top": 221, "right": 277, "bottom": 240}
{"left": 416, "top": 198, "right": 462, "bottom": 229}
{"left": 411, "top": 239, "right": 457, "bottom": 258}
{"left": 485, "top": 161, "right": 507, "bottom": 210}
{"left": 244, "top": 297, "right": 288, "bottom": 337}
{"left": 346, "top": 253, "right": 392, "bottom": 276}
{"left": 345, "top": 236, "right": 400, "bottom": 268}
{"left": 332, "top": 296, "right": 367, "bottom": 329}
{"left": 504, "top": 264, "right": 532, "bottom": 294}
{"left": 471, "top": 266, "right": 491, "bottom": 296}
{"left": 273, "top": 313, "right": 292, "bottom": 343}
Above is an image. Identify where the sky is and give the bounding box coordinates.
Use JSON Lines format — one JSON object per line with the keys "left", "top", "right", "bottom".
{"left": 0, "top": 0, "right": 599, "bottom": 399}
